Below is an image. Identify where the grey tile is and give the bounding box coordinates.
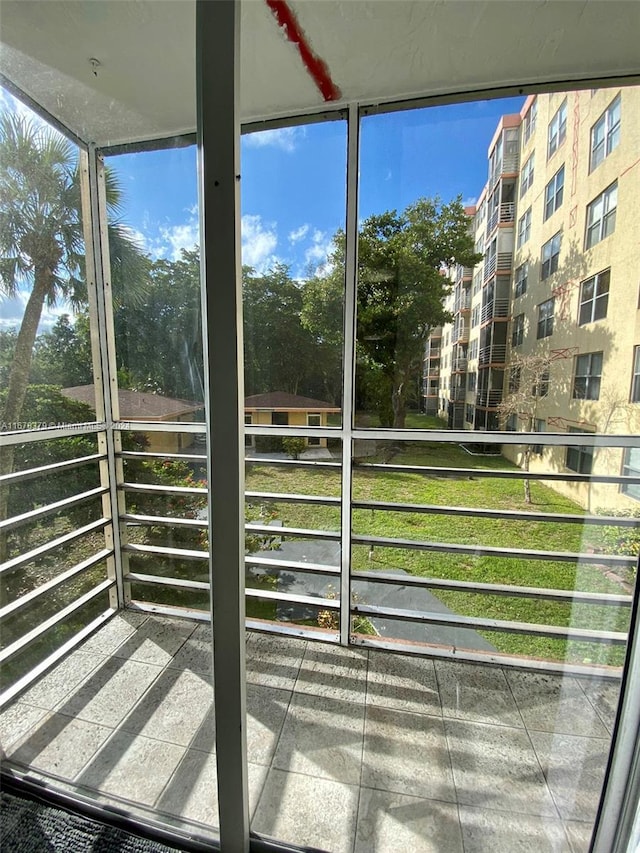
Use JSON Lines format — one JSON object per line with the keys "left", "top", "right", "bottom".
{"left": 112, "top": 616, "right": 196, "bottom": 666}
{"left": 529, "top": 730, "right": 610, "bottom": 821}
{"left": 362, "top": 706, "right": 456, "bottom": 802}
{"left": 564, "top": 820, "right": 595, "bottom": 853}
{"left": 436, "top": 660, "right": 524, "bottom": 727}
{"left": 78, "top": 612, "right": 148, "bottom": 656}
{"left": 0, "top": 702, "right": 49, "bottom": 752}
{"left": 295, "top": 642, "right": 368, "bottom": 703}
{"left": 252, "top": 768, "right": 359, "bottom": 853}
{"left": 366, "top": 650, "right": 441, "bottom": 715}
{"left": 168, "top": 624, "right": 214, "bottom": 678}
{"left": 19, "top": 651, "right": 107, "bottom": 710}
{"left": 157, "top": 750, "right": 267, "bottom": 825}
{"left": 505, "top": 670, "right": 609, "bottom": 737}
{"left": 77, "top": 731, "right": 185, "bottom": 806}
{"left": 578, "top": 677, "right": 621, "bottom": 733}
{"left": 355, "top": 787, "right": 463, "bottom": 853}
{"left": 246, "top": 633, "right": 306, "bottom": 691}
{"left": 120, "top": 667, "right": 213, "bottom": 747}
{"left": 58, "top": 657, "right": 162, "bottom": 727}
{"left": 458, "top": 804, "right": 572, "bottom": 852}
{"left": 246, "top": 684, "right": 291, "bottom": 766}
{"left": 7, "top": 712, "right": 112, "bottom": 779}
{"left": 273, "top": 691, "right": 364, "bottom": 784}
{"left": 444, "top": 718, "right": 557, "bottom": 816}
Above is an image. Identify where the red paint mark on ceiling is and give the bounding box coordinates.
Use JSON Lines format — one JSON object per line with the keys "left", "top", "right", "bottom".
{"left": 265, "top": 0, "right": 341, "bottom": 102}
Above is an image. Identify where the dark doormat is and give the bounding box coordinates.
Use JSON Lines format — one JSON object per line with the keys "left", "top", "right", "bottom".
{"left": 0, "top": 791, "right": 186, "bottom": 853}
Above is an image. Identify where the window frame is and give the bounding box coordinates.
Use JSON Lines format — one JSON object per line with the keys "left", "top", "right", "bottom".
{"left": 541, "top": 232, "right": 562, "bottom": 280}
{"left": 514, "top": 263, "right": 528, "bottom": 298}
{"left": 547, "top": 99, "right": 567, "bottom": 159}
{"left": 517, "top": 207, "right": 532, "bottom": 248}
{"left": 631, "top": 346, "right": 640, "bottom": 403}
{"left": 578, "top": 269, "right": 610, "bottom": 326}
{"left": 544, "top": 164, "right": 565, "bottom": 220}
{"left": 307, "top": 412, "right": 322, "bottom": 446}
{"left": 520, "top": 152, "right": 535, "bottom": 197}
{"left": 537, "top": 298, "right": 555, "bottom": 339}
{"left": 566, "top": 428, "right": 594, "bottom": 474}
{"left": 512, "top": 313, "right": 525, "bottom": 347}
{"left": 573, "top": 351, "right": 603, "bottom": 401}
{"left": 523, "top": 98, "right": 537, "bottom": 145}
{"left": 621, "top": 447, "right": 640, "bottom": 501}
{"left": 585, "top": 182, "right": 618, "bottom": 249}
{"left": 590, "top": 94, "right": 621, "bottom": 172}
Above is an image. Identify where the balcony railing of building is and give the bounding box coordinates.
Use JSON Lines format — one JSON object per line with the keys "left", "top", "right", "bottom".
{"left": 476, "top": 389, "right": 504, "bottom": 408}
{"left": 483, "top": 252, "right": 513, "bottom": 281}
{"left": 489, "top": 153, "right": 520, "bottom": 188}
{"left": 454, "top": 292, "right": 472, "bottom": 312}
{"left": 453, "top": 357, "right": 468, "bottom": 373}
{"left": 3, "top": 422, "right": 639, "bottom": 713}
{"left": 486, "top": 201, "right": 516, "bottom": 237}
{"left": 427, "top": 347, "right": 441, "bottom": 359}
{"left": 481, "top": 298, "right": 511, "bottom": 324}
{"left": 453, "top": 318, "right": 470, "bottom": 343}
{"left": 450, "top": 387, "right": 467, "bottom": 402}
{"left": 478, "top": 343, "right": 508, "bottom": 365}
{"left": 456, "top": 266, "right": 474, "bottom": 284}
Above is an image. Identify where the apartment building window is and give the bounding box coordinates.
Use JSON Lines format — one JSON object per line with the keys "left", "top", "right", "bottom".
{"left": 523, "top": 98, "right": 537, "bottom": 144}
{"left": 465, "top": 404, "right": 475, "bottom": 424}
{"left": 512, "top": 313, "right": 525, "bottom": 347}
{"left": 520, "top": 153, "right": 534, "bottom": 197}
{"left": 517, "top": 207, "right": 531, "bottom": 247}
{"left": 585, "top": 182, "right": 617, "bottom": 249}
{"left": 272, "top": 412, "right": 288, "bottom": 425}
{"left": 468, "top": 371, "right": 477, "bottom": 392}
{"left": 541, "top": 232, "right": 561, "bottom": 280}
{"left": 472, "top": 273, "right": 482, "bottom": 297}
{"left": 533, "top": 418, "right": 546, "bottom": 455}
{"left": 566, "top": 428, "right": 594, "bottom": 475}
{"left": 621, "top": 447, "right": 640, "bottom": 501}
{"left": 514, "top": 263, "right": 528, "bottom": 298}
{"left": 547, "top": 99, "right": 567, "bottom": 158}
{"left": 631, "top": 346, "right": 640, "bottom": 402}
{"left": 579, "top": 269, "right": 610, "bottom": 325}
{"left": 469, "top": 339, "right": 478, "bottom": 360}
{"left": 307, "top": 413, "right": 321, "bottom": 446}
{"left": 532, "top": 370, "right": 550, "bottom": 398}
{"left": 509, "top": 366, "right": 521, "bottom": 393}
{"left": 544, "top": 165, "right": 565, "bottom": 220}
{"left": 471, "top": 305, "right": 480, "bottom": 327}
{"left": 590, "top": 94, "right": 621, "bottom": 172}
{"left": 573, "top": 351, "right": 603, "bottom": 400}
{"left": 537, "top": 298, "right": 554, "bottom": 339}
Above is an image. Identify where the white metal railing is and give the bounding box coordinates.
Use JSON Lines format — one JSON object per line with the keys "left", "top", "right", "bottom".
{"left": 476, "top": 389, "right": 504, "bottom": 407}
{"left": 481, "top": 297, "right": 510, "bottom": 324}
{"left": 478, "top": 343, "right": 508, "bottom": 364}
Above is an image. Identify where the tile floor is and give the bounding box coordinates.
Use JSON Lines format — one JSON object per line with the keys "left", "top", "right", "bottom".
{"left": 0, "top": 612, "right": 620, "bottom": 853}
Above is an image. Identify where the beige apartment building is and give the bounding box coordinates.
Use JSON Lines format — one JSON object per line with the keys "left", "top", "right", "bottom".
{"left": 426, "top": 85, "right": 640, "bottom": 509}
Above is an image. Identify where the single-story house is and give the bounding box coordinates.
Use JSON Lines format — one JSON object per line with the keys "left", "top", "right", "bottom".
{"left": 62, "top": 385, "right": 204, "bottom": 453}
{"left": 244, "top": 392, "right": 340, "bottom": 448}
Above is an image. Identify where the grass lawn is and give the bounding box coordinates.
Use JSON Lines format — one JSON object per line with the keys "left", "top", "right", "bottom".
{"left": 246, "top": 439, "right": 634, "bottom": 666}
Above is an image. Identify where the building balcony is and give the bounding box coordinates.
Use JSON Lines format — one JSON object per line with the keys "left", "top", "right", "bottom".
{"left": 452, "top": 357, "right": 468, "bottom": 373}
{"left": 489, "top": 153, "right": 520, "bottom": 188}
{"left": 0, "top": 612, "right": 618, "bottom": 851}
{"left": 453, "top": 319, "right": 470, "bottom": 344}
{"left": 476, "top": 389, "right": 504, "bottom": 407}
{"left": 478, "top": 343, "right": 507, "bottom": 365}
{"left": 480, "top": 298, "right": 510, "bottom": 324}
{"left": 456, "top": 266, "right": 474, "bottom": 284}
{"left": 486, "top": 201, "right": 516, "bottom": 237}
{"left": 454, "top": 293, "right": 472, "bottom": 312}
{"left": 483, "top": 252, "right": 513, "bottom": 282}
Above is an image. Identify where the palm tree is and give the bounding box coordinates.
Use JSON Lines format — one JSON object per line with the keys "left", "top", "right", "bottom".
{"left": 0, "top": 110, "right": 148, "bottom": 556}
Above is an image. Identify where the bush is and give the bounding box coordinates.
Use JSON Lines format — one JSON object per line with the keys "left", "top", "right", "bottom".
{"left": 255, "top": 435, "right": 283, "bottom": 453}
{"left": 282, "top": 437, "right": 306, "bottom": 459}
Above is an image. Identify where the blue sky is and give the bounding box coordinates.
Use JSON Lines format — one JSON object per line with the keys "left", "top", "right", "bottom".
{"left": 1, "top": 91, "right": 524, "bottom": 329}
{"left": 111, "top": 95, "right": 525, "bottom": 279}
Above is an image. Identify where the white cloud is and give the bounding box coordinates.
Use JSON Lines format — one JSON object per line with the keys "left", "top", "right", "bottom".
{"left": 462, "top": 196, "right": 478, "bottom": 208}
{"left": 159, "top": 221, "right": 199, "bottom": 261}
{"left": 243, "top": 126, "right": 306, "bottom": 153}
{"left": 241, "top": 214, "right": 279, "bottom": 272}
{"left": 288, "top": 224, "right": 310, "bottom": 244}
{"left": 304, "top": 229, "right": 334, "bottom": 275}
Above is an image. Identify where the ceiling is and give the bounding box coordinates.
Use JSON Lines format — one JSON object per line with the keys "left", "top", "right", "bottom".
{"left": 1, "top": 0, "right": 639, "bottom": 148}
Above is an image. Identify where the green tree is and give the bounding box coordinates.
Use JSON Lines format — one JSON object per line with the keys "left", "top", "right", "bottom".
{"left": 356, "top": 197, "right": 480, "bottom": 427}
{"left": 0, "top": 110, "right": 148, "bottom": 557}
{"left": 31, "top": 313, "right": 94, "bottom": 387}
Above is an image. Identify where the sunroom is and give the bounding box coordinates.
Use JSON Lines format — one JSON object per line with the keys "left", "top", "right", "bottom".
{"left": 1, "top": 2, "right": 640, "bottom": 852}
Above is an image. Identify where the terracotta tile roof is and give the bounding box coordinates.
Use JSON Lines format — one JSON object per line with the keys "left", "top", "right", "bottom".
{"left": 244, "top": 392, "right": 340, "bottom": 410}
{"left": 62, "top": 385, "right": 203, "bottom": 420}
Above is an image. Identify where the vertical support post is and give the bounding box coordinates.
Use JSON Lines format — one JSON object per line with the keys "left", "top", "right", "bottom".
{"left": 196, "top": 1, "right": 249, "bottom": 850}
{"left": 81, "top": 146, "right": 128, "bottom": 610}
{"left": 340, "top": 104, "right": 360, "bottom": 645}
